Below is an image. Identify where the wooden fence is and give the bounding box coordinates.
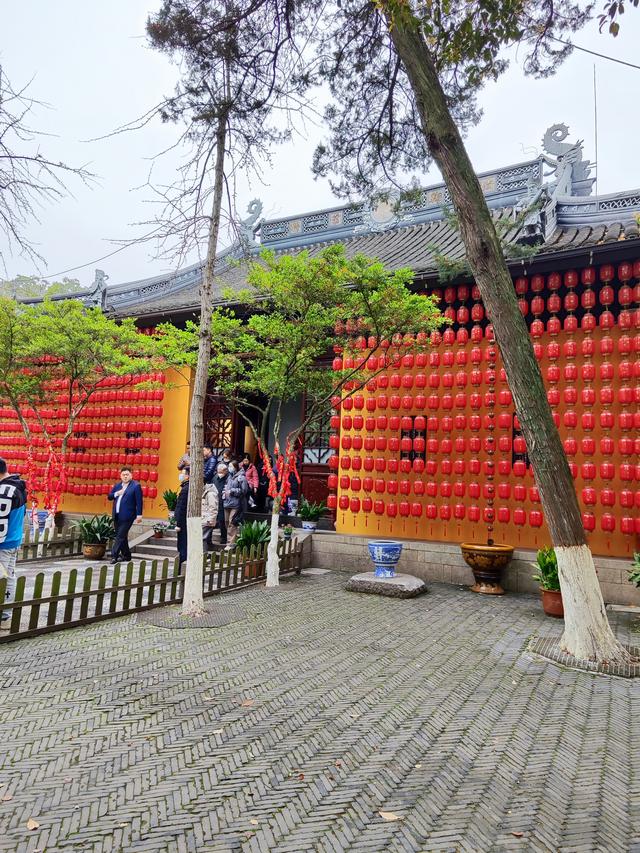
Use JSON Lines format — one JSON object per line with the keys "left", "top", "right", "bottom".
{"left": 19, "top": 524, "right": 83, "bottom": 562}
{"left": 0, "top": 538, "right": 302, "bottom": 643}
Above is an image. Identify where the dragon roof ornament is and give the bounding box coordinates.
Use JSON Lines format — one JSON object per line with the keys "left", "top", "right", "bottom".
{"left": 542, "top": 123, "right": 595, "bottom": 198}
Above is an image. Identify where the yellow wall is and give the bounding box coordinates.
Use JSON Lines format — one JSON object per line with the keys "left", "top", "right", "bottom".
{"left": 58, "top": 367, "right": 192, "bottom": 519}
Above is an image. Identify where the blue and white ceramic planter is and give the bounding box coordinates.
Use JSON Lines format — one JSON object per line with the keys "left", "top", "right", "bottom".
{"left": 367, "top": 540, "right": 404, "bottom": 578}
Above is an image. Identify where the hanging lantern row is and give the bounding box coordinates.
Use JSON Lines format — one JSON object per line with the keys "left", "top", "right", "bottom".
{"left": 0, "top": 403, "right": 165, "bottom": 423}
{"left": 65, "top": 465, "right": 159, "bottom": 483}
{"left": 327, "top": 492, "right": 639, "bottom": 535}
{"left": 40, "top": 371, "right": 165, "bottom": 392}
{"left": 66, "top": 483, "right": 159, "bottom": 498}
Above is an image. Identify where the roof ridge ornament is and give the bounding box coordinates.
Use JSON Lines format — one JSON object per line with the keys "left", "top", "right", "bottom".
{"left": 542, "top": 123, "right": 595, "bottom": 198}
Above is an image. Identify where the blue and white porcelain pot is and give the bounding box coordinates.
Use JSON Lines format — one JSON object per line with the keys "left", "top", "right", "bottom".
{"left": 367, "top": 540, "right": 403, "bottom": 578}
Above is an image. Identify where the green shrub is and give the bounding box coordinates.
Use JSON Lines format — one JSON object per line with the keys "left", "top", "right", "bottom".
{"left": 532, "top": 546, "right": 560, "bottom": 591}
{"left": 73, "top": 514, "right": 115, "bottom": 544}
{"left": 236, "top": 520, "right": 270, "bottom": 550}
{"left": 298, "top": 497, "right": 327, "bottom": 521}
{"left": 163, "top": 489, "right": 178, "bottom": 512}
{"left": 628, "top": 553, "right": 640, "bottom": 588}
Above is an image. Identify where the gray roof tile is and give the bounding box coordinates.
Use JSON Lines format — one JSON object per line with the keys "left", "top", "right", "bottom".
{"left": 112, "top": 215, "right": 640, "bottom": 318}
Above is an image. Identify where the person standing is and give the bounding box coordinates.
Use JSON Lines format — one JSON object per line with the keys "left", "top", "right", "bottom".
{"left": 212, "top": 462, "right": 229, "bottom": 546}
{"left": 202, "top": 479, "right": 219, "bottom": 552}
{"left": 177, "top": 441, "right": 191, "bottom": 471}
{"left": 107, "top": 467, "right": 143, "bottom": 564}
{"left": 0, "top": 459, "right": 27, "bottom": 630}
{"left": 222, "top": 460, "right": 248, "bottom": 548}
{"left": 241, "top": 453, "right": 259, "bottom": 506}
{"left": 203, "top": 444, "right": 217, "bottom": 484}
{"left": 174, "top": 468, "right": 190, "bottom": 564}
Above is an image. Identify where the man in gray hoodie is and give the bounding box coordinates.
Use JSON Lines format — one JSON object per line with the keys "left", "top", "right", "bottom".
{"left": 221, "top": 460, "right": 248, "bottom": 549}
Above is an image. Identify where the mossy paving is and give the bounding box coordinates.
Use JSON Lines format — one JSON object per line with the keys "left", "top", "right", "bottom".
{"left": 1, "top": 573, "right": 639, "bottom": 852}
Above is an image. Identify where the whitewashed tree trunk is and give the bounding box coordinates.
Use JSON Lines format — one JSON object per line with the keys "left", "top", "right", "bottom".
{"left": 181, "top": 516, "right": 205, "bottom": 614}
{"left": 557, "top": 545, "right": 626, "bottom": 662}
{"left": 266, "top": 497, "right": 282, "bottom": 587}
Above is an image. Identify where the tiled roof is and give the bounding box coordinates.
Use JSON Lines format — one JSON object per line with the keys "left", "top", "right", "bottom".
{"left": 114, "top": 213, "right": 640, "bottom": 318}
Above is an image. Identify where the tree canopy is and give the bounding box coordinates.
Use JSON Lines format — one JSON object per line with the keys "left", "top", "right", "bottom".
{"left": 0, "top": 275, "right": 83, "bottom": 300}
{"left": 311, "top": 0, "right": 626, "bottom": 197}
{"left": 0, "top": 297, "right": 160, "bottom": 509}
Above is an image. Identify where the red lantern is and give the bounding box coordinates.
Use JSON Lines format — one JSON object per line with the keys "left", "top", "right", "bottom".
{"left": 600, "top": 513, "right": 615, "bottom": 532}
{"left": 621, "top": 517, "right": 635, "bottom": 535}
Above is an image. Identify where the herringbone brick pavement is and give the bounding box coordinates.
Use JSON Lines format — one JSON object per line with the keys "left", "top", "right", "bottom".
{"left": 0, "top": 571, "right": 638, "bottom": 852}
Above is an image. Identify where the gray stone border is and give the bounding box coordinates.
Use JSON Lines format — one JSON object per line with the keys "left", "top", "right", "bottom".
{"left": 529, "top": 635, "right": 640, "bottom": 678}
{"left": 136, "top": 603, "right": 246, "bottom": 629}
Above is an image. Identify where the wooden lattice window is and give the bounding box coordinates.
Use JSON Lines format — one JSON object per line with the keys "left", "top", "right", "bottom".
{"left": 204, "top": 394, "right": 234, "bottom": 457}
{"left": 302, "top": 396, "right": 332, "bottom": 465}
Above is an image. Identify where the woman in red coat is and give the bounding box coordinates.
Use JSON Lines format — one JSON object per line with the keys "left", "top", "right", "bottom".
{"left": 241, "top": 453, "right": 259, "bottom": 504}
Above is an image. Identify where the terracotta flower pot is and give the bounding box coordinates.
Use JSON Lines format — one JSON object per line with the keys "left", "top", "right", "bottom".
{"left": 460, "top": 542, "right": 514, "bottom": 595}
{"left": 540, "top": 587, "right": 564, "bottom": 618}
{"left": 153, "top": 531, "right": 164, "bottom": 539}
{"left": 82, "top": 543, "right": 107, "bottom": 560}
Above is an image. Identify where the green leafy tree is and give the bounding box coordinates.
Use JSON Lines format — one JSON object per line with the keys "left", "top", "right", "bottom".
{"left": 158, "top": 244, "right": 444, "bottom": 585}
{"left": 308, "top": 0, "right": 636, "bottom": 663}
{"left": 0, "top": 297, "right": 160, "bottom": 516}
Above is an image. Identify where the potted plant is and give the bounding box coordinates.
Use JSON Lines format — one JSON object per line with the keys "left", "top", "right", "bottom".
{"left": 153, "top": 521, "right": 169, "bottom": 539}
{"left": 298, "top": 497, "right": 326, "bottom": 531}
{"left": 236, "top": 520, "right": 271, "bottom": 580}
{"left": 282, "top": 524, "right": 293, "bottom": 541}
{"left": 533, "top": 546, "right": 563, "bottom": 618}
{"left": 163, "top": 489, "right": 178, "bottom": 521}
{"left": 74, "top": 514, "right": 115, "bottom": 560}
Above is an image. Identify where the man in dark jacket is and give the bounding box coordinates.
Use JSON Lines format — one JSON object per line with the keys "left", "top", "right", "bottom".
{"left": 174, "top": 468, "right": 190, "bottom": 564}
{"left": 0, "top": 459, "right": 27, "bottom": 627}
{"left": 203, "top": 445, "right": 217, "bottom": 484}
{"left": 212, "top": 462, "right": 229, "bottom": 545}
{"left": 107, "top": 467, "right": 143, "bottom": 564}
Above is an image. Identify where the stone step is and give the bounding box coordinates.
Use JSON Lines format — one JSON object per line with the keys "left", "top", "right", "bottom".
{"left": 135, "top": 542, "right": 178, "bottom": 556}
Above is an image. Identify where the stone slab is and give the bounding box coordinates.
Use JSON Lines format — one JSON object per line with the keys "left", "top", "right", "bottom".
{"left": 345, "top": 571, "right": 428, "bottom": 598}
{"left": 301, "top": 567, "right": 332, "bottom": 576}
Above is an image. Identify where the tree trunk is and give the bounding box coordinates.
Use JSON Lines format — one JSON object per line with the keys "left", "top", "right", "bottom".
{"left": 181, "top": 116, "right": 228, "bottom": 618}
{"left": 387, "top": 14, "right": 630, "bottom": 664}
{"left": 266, "top": 496, "right": 282, "bottom": 587}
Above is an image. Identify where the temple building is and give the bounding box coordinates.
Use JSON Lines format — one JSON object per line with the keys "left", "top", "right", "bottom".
{"left": 1, "top": 124, "right": 639, "bottom": 568}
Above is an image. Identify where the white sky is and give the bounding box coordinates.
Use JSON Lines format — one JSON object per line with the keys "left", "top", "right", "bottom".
{"left": 1, "top": 2, "right": 639, "bottom": 287}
